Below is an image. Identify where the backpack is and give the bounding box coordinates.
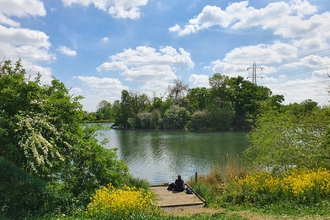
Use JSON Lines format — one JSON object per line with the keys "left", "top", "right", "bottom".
{"left": 167, "top": 182, "right": 175, "bottom": 191}
{"left": 186, "top": 187, "right": 193, "bottom": 194}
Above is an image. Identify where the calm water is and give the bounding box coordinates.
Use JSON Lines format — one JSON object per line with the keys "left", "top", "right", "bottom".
{"left": 99, "top": 123, "right": 249, "bottom": 184}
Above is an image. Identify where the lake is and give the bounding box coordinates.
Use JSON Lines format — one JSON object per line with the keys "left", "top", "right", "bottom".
{"left": 99, "top": 123, "right": 249, "bottom": 185}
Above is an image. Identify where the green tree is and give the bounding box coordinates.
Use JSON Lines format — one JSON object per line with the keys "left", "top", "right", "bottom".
{"left": 95, "top": 100, "right": 113, "bottom": 121}
{"left": 118, "top": 90, "right": 150, "bottom": 128}
{"left": 187, "top": 87, "right": 210, "bottom": 113}
{"left": 209, "top": 73, "right": 231, "bottom": 108}
{"left": 162, "top": 105, "right": 190, "bottom": 130}
{"left": 245, "top": 107, "right": 330, "bottom": 170}
{"left": 0, "top": 59, "right": 129, "bottom": 214}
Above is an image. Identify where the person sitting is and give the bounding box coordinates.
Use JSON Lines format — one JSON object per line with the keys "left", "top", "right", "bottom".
{"left": 174, "top": 175, "right": 185, "bottom": 192}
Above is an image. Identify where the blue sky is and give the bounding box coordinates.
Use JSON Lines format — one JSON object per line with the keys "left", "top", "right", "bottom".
{"left": 1, "top": 0, "right": 330, "bottom": 112}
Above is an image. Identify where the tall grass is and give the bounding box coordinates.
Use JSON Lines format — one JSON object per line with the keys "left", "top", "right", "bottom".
{"left": 188, "top": 154, "right": 247, "bottom": 206}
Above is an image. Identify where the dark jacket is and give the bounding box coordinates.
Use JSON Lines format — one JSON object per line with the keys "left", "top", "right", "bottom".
{"left": 174, "top": 178, "right": 184, "bottom": 192}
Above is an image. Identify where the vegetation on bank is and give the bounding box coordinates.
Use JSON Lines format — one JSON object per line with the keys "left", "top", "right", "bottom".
{"left": 1, "top": 59, "right": 330, "bottom": 219}
{"left": 88, "top": 75, "right": 285, "bottom": 131}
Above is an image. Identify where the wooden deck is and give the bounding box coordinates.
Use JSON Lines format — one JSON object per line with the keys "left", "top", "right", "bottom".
{"left": 150, "top": 184, "right": 205, "bottom": 208}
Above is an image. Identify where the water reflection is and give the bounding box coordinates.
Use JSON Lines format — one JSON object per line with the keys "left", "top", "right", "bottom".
{"left": 99, "top": 124, "right": 248, "bottom": 184}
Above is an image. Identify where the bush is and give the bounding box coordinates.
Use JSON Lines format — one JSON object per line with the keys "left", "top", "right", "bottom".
{"left": 86, "top": 183, "right": 162, "bottom": 219}
{"left": 162, "top": 105, "right": 190, "bottom": 130}
{"left": 0, "top": 157, "right": 46, "bottom": 219}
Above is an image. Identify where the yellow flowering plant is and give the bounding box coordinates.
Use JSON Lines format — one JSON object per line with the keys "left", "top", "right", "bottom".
{"left": 86, "top": 183, "right": 161, "bottom": 219}
{"left": 225, "top": 168, "right": 330, "bottom": 205}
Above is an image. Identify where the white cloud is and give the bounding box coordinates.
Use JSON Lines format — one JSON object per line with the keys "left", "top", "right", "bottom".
{"left": 75, "top": 76, "right": 129, "bottom": 111}
{"left": 0, "top": 25, "right": 51, "bottom": 48}
{"left": 0, "top": 26, "right": 54, "bottom": 63}
{"left": 96, "top": 46, "right": 194, "bottom": 94}
{"left": 189, "top": 74, "right": 209, "bottom": 87}
{"left": 103, "top": 37, "right": 109, "bottom": 43}
{"left": 0, "top": 25, "right": 53, "bottom": 64}
{"left": 0, "top": 0, "right": 46, "bottom": 18}
{"left": 267, "top": 77, "right": 329, "bottom": 106}
{"left": 0, "top": 13, "right": 20, "bottom": 27}
{"left": 224, "top": 42, "right": 298, "bottom": 65}
{"left": 96, "top": 46, "right": 194, "bottom": 92}
{"left": 168, "top": 24, "right": 181, "bottom": 32}
{"left": 0, "top": 1, "right": 50, "bottom": 61}
{"left": 61, "top": 0, "right": 148, "bottom": 19}
{"left": 97, "top": 61, "right": 127, "bottom": 71}
{"left": 77, "top": 76, "right": 128, "bottom": 90}
{"left": 57, "top": 46, "right": 77, "bottom": 56}
{"left": 169, "top": 0, "right": 328, "bottom": 43}
{"left": 210, "top": 41, "right": 298, "bottom": 78}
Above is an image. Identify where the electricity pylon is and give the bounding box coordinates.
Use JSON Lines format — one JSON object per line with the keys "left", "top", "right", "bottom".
{"left": 247, "top": 61, "right": 264, "bottom": 85}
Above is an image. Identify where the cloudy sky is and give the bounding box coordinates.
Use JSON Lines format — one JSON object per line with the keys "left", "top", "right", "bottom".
{"left": 1, "top": 0, "right": 330, "bottom": 112}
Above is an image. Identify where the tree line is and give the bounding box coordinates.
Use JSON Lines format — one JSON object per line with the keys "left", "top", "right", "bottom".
{"left": 90, "top": 74, "right": 285, "bottom": 131}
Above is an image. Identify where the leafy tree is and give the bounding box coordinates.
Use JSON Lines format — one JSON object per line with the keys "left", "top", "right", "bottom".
{"left": 0, "top": 59, "right": 129, "bottom": 215}
{"left": 95, "top": 100, "right": 113, "bottom": 121}
{"left": 283, "top": 99, "right": 319, "bottom": 115}
{"left": 187, "top": 87, "right": 210, "bottom": 113}
{"left": 61, "top": 124, "right": 128, "bottom": 202}
{"left": 188, "top": 110, "right": 208, "bottom": 131}
{"left": 112, "top": 99, "right": 125, "bottom": 126}
{"left": 162, "top": 105, "right": 190, "bottom": 130}
{"left": 226, "top": 76, "right": 273, "bottom": 125}
{"left": 209, "top": 73, "right": 231, "bottom": 108}
{"left": 118, "top": 90, "right": 131, "bottom": 128}
{"left": 118, "top": 90, "right": 150, "bottom": 128}
{"left": 0, "top": 59, "right": 76, "bottom": 179}
{"left": 206, "top": 104, "right": 235, "bottom": 131}
{"left": 245, "top": 107, "right": 330, "bottom": 170}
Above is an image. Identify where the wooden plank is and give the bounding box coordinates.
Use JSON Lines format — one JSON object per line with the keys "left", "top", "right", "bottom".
{"left": 150, "top": 184, "right": 205, "bottom": 208}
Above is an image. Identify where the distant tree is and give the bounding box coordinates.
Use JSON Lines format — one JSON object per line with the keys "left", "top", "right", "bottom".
{"left": 96, "top": 100, "right": 112, "bottom": 121}
{"left": 209, "top": 73, "right": 231, "bottom": 108}
{"left": 168, "top": 79, "right": 189, "bottom": 104}
{"left": 187, "top": 87, "right": 210, "bottom": 113}
{"left": 283, "top": 99, "right": 319, "bottom": 115}
{"left": 162, "top": 105, "right": 190, "bottom": 130}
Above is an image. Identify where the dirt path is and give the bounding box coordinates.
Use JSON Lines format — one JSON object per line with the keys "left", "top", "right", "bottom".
{"left": 162, "top": 207, "right": 328, "bottom": 220}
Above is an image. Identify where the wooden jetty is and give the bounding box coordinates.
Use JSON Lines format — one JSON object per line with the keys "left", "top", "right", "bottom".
{"left": 150, "top": 184, "right": 205, "bottom": 208}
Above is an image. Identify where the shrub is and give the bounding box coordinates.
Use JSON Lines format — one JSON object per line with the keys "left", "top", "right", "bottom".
{"left": 0, "top": 157, "right": 46, "bottom": 219}
{"left": 86, "top": 183, "right": 162, "bottom": 219}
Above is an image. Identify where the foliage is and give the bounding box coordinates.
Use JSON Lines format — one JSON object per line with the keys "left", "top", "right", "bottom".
{"left": 245, "top": 107, "right": 330, "bottom": 170}
{"left": 95, "top": 100, "right": 113, "bottom": 121}
{"left": 0, "top": 59, "right": 130, "bottom": 217}
{"left": 162, "top": 105, "right": 190, "bottom": 130}
{"left": 86, "top": 183, "right": 162, "bottom": 219}
{"left": 188, "top": 107, "right": 234, "bottom": 131}
{"left": 0, "top": 156, "right": 46, "bottom": 219}
{"left": 0, "top": 59, "right": 81, "bottom": 180}
{"left": 61, "top": 123, "right": 129, "bottom": 204}
{"left": 99, "top": 75, "right": 283, "bottom": 131}
{"left": 187, "top": 87, "right": 210, "bottom": 112}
